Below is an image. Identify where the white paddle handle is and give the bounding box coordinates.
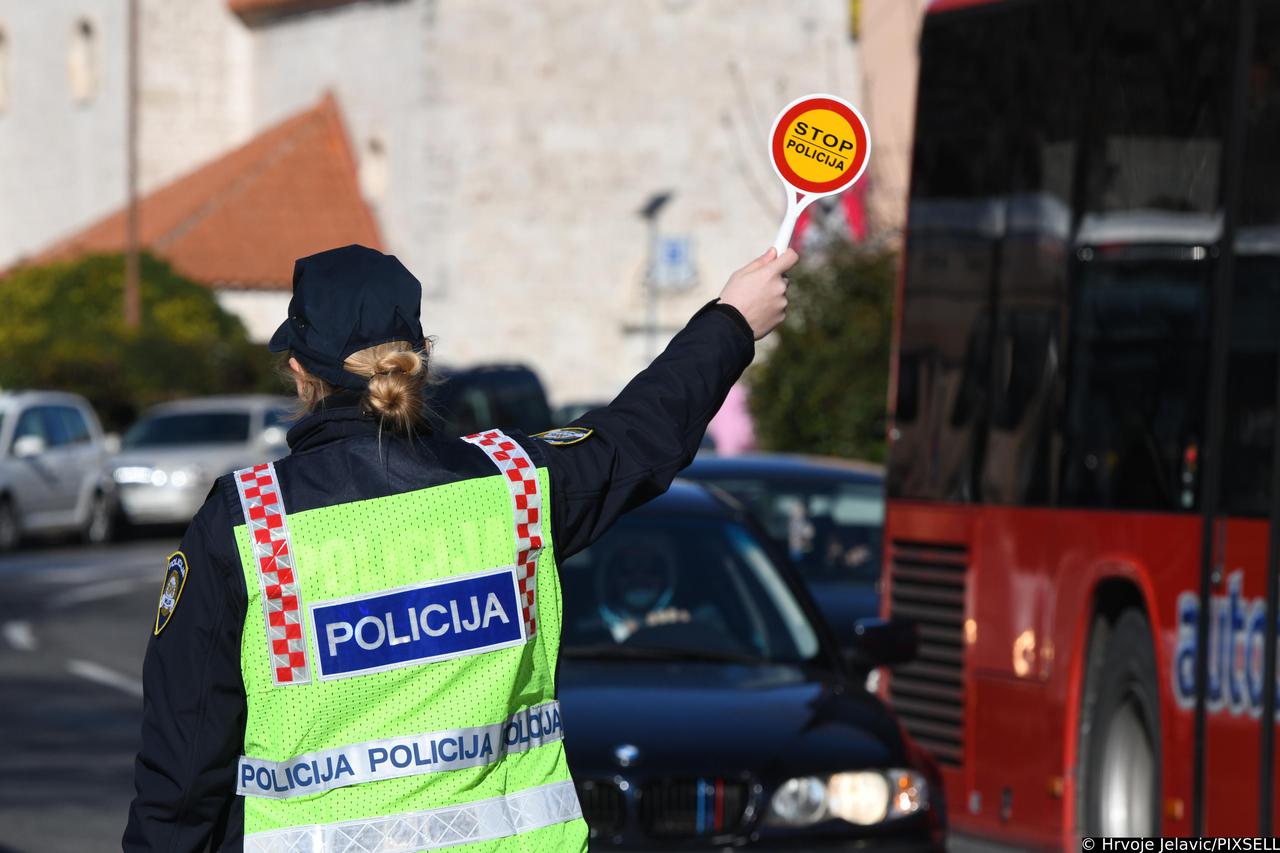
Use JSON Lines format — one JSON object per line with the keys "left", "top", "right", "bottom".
{"left": 773, "top": 204, "right": 801, "bottom": 255}
{"left": 773, "top": 192, "right": 816, "bottom": 255}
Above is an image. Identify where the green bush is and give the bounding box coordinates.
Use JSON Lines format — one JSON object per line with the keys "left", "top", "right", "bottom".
{"left": 748, "top": 242, "right": 896, "bottom": 463}
{"left": 0, "top": 252, "right": 278, "bottom": 430}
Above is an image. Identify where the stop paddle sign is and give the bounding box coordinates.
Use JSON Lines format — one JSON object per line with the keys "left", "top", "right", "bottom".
{"left": 768, "top": 93, "right": 871, "bottom": 253}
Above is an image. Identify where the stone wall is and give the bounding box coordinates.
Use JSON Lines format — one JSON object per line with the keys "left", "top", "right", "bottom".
{"left": 0, "top": 0, "right": 128, "bottom": 265}
{"left": 250, "top": 0, "right": 860, "bottom": 404}
{"left": 138, "top": 0, "right": 254, "bottom": 191}
{"left": 0, "top": 0, "right": 253, "bottom": 267}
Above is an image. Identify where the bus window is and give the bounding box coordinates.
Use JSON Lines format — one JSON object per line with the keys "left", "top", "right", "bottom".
{"left": 888, "top": 6, "right": 1012, "bottom": 502}
{"left": 1223, "top": 4, "right": 1280, "bottom": 517}
{"left": 1079, "top": 0, "right": 1229, "bottom": 220}
{"left": 980, "top": 0, "right": 1079, "bottom": 506}
{"left": 1059, "top": 0, "right": 1232, "bottom": 511}
{"left": 1060, "top": 255, "right": 1211, "bottom": 509}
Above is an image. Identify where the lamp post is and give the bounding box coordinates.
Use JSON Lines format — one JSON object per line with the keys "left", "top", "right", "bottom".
{"left": 123, "top": 0, "right": 140, "bottom": 330}
{"left": 638, "top": 191, "right": 672, "bottom": 360}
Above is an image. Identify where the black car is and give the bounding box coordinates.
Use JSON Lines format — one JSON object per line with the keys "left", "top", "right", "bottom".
{"left": 428, "top": 364, "right": 553, "bottom": 437}
{"left": 559, "top": 481, "right": 944, "bottom": 850}
{"left": 683, "top": 454, "right": 884, "bottom": 644}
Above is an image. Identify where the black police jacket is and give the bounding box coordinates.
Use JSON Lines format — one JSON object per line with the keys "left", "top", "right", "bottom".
{"left": 123, "top": 301, "right": 755, "bottom": 852}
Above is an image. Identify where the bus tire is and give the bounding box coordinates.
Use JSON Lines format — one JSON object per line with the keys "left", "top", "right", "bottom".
{"left": 1082, "top": 608, "right": 1161, "bottom": 835}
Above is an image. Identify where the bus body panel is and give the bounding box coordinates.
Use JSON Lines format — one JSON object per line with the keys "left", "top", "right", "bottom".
{"left": 886, "top": 503, "right": 1198, "bottom": 843}
{"left": 1206, "top": 518, "right": 1280, "bottom": 833}
{"left": 886, "top": 504, "right": 1280, "bottom": 841}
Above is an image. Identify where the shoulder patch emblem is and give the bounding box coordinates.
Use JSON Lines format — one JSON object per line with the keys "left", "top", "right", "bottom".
{"left": 154, "top": 551, "right": 188, "bottom": 636}
{"left": 534, "top": 426, "right": 594, "bottom": 446}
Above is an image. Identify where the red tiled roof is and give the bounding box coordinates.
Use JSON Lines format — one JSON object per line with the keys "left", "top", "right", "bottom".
{"left": 36, "top": 92, "right": 382, "bottom": 289}
{"left": 228, "top": 0, "right": 362, "bottom": 23}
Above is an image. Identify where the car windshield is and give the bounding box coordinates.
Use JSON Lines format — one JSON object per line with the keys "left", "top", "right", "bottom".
{"left": 560, "top": 514, "right": 821, "bottom": 664}
{"left": 123, "top": 412, "right": 252, "bottom": 448}
{"left": 432, "top": 371, "right": 552, "bottom": 437}
{"left": 695, "top": 476, "right": 884, "bottom": 582}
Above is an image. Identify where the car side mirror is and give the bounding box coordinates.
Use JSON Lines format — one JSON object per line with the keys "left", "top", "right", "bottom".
{"left": 103, "top": 433, "right": 122, "bottom": 454}
{"left": 13, "top": 435, "right": 46, "bottom": 459}
{"left": 845, "top": 618, "right": 918, "bottom": 671}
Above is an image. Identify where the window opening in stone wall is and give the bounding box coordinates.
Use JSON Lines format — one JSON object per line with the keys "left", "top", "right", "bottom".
{"left": 0, "top": 27, "right": 9, "bottom": 113}
{"left": 360, "top": 135, "right": 390, "bottom": 201}
{"left": 68, "top": 17, "right": 98, "bottom": 104}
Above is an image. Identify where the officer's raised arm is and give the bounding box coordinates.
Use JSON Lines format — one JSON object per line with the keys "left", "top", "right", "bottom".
{"left": 537, "top": 246, "right": 797, "bottom": 561}
{"left": 123, "top": 494, "right": 247, "bottom": 852}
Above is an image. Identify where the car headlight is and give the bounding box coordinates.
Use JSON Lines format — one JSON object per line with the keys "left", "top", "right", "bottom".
{"left": 764, "top": 769, "right": 927, "bottom": 827}
{"left": 113, "top": 465, "right": 155, "bottom": 485}
{"left": 865, "top": 668, "right": 882, "bottom": 694}
{"left": 113, "top": 465, "right": 206, "bottom": 488}
{"left": 168, "top": 466, "right": 205, "bottom": 488}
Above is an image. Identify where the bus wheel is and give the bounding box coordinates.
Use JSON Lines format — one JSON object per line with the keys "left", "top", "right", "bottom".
{"left": 1083, "top": 609, "right": 1161, "bottom": 835}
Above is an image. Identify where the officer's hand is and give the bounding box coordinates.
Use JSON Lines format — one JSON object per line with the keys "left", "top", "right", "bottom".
{"left": 718, "top": 247, "right": 798, "bottom": 340}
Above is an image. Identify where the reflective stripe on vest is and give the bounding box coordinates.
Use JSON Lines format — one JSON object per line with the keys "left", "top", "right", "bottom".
{"left": 243, "top": 779, "right": 582, "bottom": 853}
{"left": 462, "top": 430, "right": 543, "bottom": 636}
{"left": 237, "top": 700, "right": 564, "bottom": 799}
{"left": 234, "top": 461, "right": 310, "bottom": 686}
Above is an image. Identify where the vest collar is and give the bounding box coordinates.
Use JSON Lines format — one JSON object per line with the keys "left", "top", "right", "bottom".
{"left": 285, "top": 391, "right": 381, "bottom": 452}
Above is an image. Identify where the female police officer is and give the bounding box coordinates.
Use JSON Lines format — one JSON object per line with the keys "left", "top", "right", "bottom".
{"left": 124, "top": 242, "right": 796, "bottom": 852}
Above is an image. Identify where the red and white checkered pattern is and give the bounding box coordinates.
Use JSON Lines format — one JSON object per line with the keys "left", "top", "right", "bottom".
{"left": 463, "top": 430, "right": 543, "bottom": 637}
{"left": 235, "top": 462, "right": 310, "bottom": 686}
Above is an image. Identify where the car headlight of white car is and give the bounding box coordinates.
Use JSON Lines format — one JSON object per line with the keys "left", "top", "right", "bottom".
{"left": 166, "top": 465, "right": 206, "bottom": 488}
{"left": 113, "top": 465, "right": 206, "bottom": 488}
{"left": 113, "top": 465, "right": 156, "bottom": 485}
{"left": 763, "top": 769, "right": 927, "bottom": 827}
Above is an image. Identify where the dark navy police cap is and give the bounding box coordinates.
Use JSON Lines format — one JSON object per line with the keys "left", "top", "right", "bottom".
{"left": 269, "top": 244, "right": 426, "bottom": 391}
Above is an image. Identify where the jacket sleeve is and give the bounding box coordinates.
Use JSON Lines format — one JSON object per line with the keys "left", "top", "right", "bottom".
{"left": 123, "top": 484, "right": 247, "bottom": 852}
{"left": 540, "top": 300, "right": 754, "bottom": 561}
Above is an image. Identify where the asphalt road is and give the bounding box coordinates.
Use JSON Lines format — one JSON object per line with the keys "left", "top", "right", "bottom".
{"left": 0, "top": 535, "right": 175, "bottom": 853}
{"left": 0, "top": 536, "right": 1020, "bottom": 853}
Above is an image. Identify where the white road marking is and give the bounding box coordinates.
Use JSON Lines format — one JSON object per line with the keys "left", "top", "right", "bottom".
{"left": 47, "top": 577, "right": 149, "bottom": 610}
{"left": 34, "top": 566, "right": 149, "bottom": 585}
{"left": 0, "top": 541, "right": 173, "bottom": 581}
{"left": 2, "top": 620, "right": 36, "bottom": 652}
{"left": 67, "top": 659, "right": 144, "bottom": 698}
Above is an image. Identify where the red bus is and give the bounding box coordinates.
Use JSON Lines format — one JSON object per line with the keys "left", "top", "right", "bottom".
{"left": 884, "top": 0, "right": 1280, "bottom": 845}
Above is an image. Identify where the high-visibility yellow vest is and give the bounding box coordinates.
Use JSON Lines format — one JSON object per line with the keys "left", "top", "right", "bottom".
{"left": 230, "top": 429, "right": 586, "bottom": 852}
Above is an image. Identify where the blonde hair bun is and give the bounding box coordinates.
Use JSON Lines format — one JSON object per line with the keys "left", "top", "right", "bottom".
{"left": 346, "top": 342, "right": 427, "bottom": 433}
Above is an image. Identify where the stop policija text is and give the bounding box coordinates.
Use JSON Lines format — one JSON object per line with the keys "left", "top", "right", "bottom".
{"left": 785, "top": 121, "right": 853, "bottom": 171}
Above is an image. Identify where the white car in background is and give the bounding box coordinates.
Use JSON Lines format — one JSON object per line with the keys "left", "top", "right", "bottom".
{"left": 0, "top": 391, "right": 115, "bottom": 551}
{"left": 110, "top": 395, "right": 293, "bottom": 526}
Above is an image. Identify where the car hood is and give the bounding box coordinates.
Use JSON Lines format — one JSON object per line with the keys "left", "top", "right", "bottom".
{"left": 108, "top": 445, "right": 263, "bottom": 480}
{"left": 558, "top": 659, "right": 906, "bottom": 778}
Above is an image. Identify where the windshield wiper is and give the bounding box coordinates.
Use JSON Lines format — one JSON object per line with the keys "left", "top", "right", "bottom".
{"left": 562, "top": 644, "right": 768, "bottom": 665}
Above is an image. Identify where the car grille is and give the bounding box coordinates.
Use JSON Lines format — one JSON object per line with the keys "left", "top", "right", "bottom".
{"left": 640, "top": 777, "right": 750, "bottom": 837}
{"left": 577, "top": 779, "right": 625, "bottom": 836}
{"left": 887, "top": 539, "right": 968, "bottom": 767}
{"left": 575, "top": 777, "right": 751, "bottom": 840}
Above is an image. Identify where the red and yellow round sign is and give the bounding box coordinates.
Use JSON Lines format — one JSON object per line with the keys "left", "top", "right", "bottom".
{"left": 770, "top": 95, "right": 870, "bottom": 196}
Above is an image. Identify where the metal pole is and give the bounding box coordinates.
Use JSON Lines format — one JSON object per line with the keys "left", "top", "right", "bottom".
{"left": 1246, "top": 3, "right": 1278, "bottom": 831}
{"left": 1261, "top": 306, "right": 1280, "bottom": 835}
{"left": 637, "top": 192, "right": 671, "bottom": 361}
{"left": 123, "top": 0, "right": 140, "bottom": 330}
{"left": 646, "top": 218, "right": 658, "bottom": 360}
{"left": 1193, "top": 0, "right": 1253, "bottom": 833}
